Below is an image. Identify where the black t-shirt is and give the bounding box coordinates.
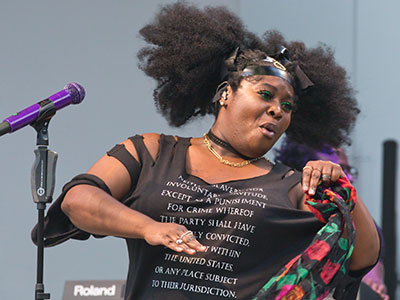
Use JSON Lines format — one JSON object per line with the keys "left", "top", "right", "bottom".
{"left": 122, "top": 135, "right": 323, "bottom": 300}
{"left": 33, "top": 134, "right": 372, "bottom": 300}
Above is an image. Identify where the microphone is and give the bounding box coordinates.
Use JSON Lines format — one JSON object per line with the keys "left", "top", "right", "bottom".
{"left": 0, "top": 82, "right": 85, "bottom": 137}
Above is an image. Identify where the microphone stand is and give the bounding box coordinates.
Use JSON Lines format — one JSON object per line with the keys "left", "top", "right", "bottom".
{"left": 30, "top": 104, "right": 58, "bottom": 300}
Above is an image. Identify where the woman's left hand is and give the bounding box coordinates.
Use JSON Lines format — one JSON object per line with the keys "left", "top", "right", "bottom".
{"left": 302, "top": 160, "right": 347, "bottom": 195}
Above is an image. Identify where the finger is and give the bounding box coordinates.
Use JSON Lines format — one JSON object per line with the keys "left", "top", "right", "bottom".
{"left": 165, "top": 233, "right": 197, "bottom": 254}
{"left": 331, "top": 163, "right": 344, "bottom": 182}
{"left": 178, "top": 242, "right": 198, "bottom": 255}
{"left": 163, "top": 225, "right": 189, "bottom": 251}
{"left": 321, "top": 165, "right": 333, "bottom": 186}
{"left": 302, "top": 165, "right": 314, "bottom": 192}
{"left": 308, "top": 168, "right": 322, "bottom": 195}
{"left": 175, "top": 230, "right": 206, "bottom": 254}
{"left": 183, "top": 233, "right": 207, "bottom": 252}
{"left": 370, "top": 282, "right": 379, "bottom": 292}
{"left": 166, "top": 239, "right": 184, "bottom": 253}
{"left": 376, "top": 283, "right": 385, "bottom": 294}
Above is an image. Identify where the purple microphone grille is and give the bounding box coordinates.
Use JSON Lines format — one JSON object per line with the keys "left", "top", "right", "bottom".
{"left": 65, "top": 82, "right": 85, "bottom": 104}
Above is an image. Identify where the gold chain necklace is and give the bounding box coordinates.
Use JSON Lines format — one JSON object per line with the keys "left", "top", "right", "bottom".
{"left": 203, "top": 133, "right": 265, "bottom": 167}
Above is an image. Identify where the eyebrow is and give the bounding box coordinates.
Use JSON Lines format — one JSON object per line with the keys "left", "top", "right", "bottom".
{"left": 257, "top": 82, "right": 277, "bottom": 91}
{"left": 257, "top": 82, "right": 294, "bottom": 100}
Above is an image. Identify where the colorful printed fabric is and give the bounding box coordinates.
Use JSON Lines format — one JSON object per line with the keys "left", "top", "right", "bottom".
{"left": 253, "top": 176, "right": 357, "bottom": 300}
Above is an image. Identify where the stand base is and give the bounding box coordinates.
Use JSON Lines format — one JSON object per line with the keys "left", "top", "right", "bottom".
{"left": 36, "top": 283, "right": 50, "bottom": 299}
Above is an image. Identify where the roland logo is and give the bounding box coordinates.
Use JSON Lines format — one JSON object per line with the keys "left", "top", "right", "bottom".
{"left": 73, "top": 284, "right": 116, "bottom": 297}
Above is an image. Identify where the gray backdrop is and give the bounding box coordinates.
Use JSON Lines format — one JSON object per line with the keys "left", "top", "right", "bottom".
{"left": 1, "top": 1, "right": 399, "bottom": 299}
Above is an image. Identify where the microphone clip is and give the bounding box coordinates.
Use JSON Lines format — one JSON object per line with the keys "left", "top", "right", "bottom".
{"left": 30, "top": 98, "right": 57, "bottom": 145}
{"left": 30, "top": 112, "right": 58, "bottom": 204}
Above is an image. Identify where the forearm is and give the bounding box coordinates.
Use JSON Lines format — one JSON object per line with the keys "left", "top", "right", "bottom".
{"left": 61, "top": 184, "right": 207, "bottom": 255}
{"left": 349, "top": 195, "right": 380, "bottom": 270}
{"left": 61, "top": 185, "right": 155, "bottom": 238}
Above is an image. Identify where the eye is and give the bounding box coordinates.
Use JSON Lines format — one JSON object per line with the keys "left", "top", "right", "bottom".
{"left": 281, "top": 101, "right": 294, "bottom": 112}
{"left": 257, "top": 90, "right": 273, "bottom": 100}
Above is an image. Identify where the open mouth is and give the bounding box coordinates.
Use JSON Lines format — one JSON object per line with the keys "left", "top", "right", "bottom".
{"left": 260, "top": 123, "right": 277, "bottom": 138}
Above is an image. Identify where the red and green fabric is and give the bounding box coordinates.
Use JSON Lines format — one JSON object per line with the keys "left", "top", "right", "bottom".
{"left": 253, "top": 176, "right": 357, "bottom": 300}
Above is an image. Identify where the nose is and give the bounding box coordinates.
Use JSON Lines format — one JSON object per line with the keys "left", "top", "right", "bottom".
{"left": 266, "top": 103, "right": 282, "bottom": 119}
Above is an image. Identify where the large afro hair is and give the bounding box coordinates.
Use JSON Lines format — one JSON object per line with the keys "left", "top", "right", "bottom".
{"left": 138, "top": 1, "right": 359, "bottom": 149}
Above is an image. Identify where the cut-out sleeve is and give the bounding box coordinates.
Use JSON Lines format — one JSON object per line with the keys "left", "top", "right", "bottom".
{"left": 31, "top": 140, "right": 142, "bottom": 247}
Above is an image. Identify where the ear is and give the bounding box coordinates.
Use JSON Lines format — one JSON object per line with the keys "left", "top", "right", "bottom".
{"left": 225, "top": 84, "right": 233, "bottom": 103}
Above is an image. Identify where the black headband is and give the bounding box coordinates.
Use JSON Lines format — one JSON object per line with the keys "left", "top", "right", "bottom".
{"left": 241, "top": 64, "right": 295, "bottom": 87}
{"left": 212, "top": 46, "right": 314, "bottom": 103}
{"left": 214, "top": 46, "right": 313, "bottom": 103}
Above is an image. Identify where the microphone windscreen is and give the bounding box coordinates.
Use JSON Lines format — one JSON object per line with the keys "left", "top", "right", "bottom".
{"left": 65, "top": 82, "right": 85, "bottom": 104}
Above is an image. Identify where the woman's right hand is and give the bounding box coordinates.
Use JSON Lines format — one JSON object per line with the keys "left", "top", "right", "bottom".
{"left": 143, "top": 221, "right": 207, "bottom": 255}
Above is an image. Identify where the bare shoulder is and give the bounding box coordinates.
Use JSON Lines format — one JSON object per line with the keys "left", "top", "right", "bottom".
{"left": 122, "top": 133, "right": 161, "bottom": 161}
{"left": 84, "top": 133, "right": 159, "bottom": 199}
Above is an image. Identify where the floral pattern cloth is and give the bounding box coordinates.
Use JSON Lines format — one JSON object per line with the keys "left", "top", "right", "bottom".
{"left": 253, "top": 176, "right": 357, "bottom": 300}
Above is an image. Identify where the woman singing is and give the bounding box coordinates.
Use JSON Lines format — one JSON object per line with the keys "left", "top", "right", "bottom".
{"left": 34, "top": 2, "right": 380, "bottom": 299}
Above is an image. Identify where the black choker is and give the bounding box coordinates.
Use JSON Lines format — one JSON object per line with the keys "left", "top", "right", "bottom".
{"left": 207, "top": 130, "right": 251, "bottom": 160}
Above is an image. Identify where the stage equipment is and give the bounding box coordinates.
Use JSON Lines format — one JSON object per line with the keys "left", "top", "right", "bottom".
{"left": 0, "top": 82, "right": 85, "bottom": 137}
{"left": 62, "top": 280, "right": 125, "bottom": 300}
{"left": 1, "top": 83, "right": 85, "bottom": 300}
{"left": 381, "top": 140, "right": 397, "bottom": 300}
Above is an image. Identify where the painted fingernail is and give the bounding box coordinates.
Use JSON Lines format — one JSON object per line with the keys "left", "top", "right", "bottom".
{"left": 309, "top": 188, "right": 315, "bottom": 195}
{"left": 303, "top": 185, "right": 308, "bottom": 191}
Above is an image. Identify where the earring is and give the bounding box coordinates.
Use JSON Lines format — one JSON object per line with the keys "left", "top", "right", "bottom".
{"left": 219, "top": 91, "right": 228, "bottom": 107}
{"left": 222, "top": 91, "right": 228, "bottom": 100}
